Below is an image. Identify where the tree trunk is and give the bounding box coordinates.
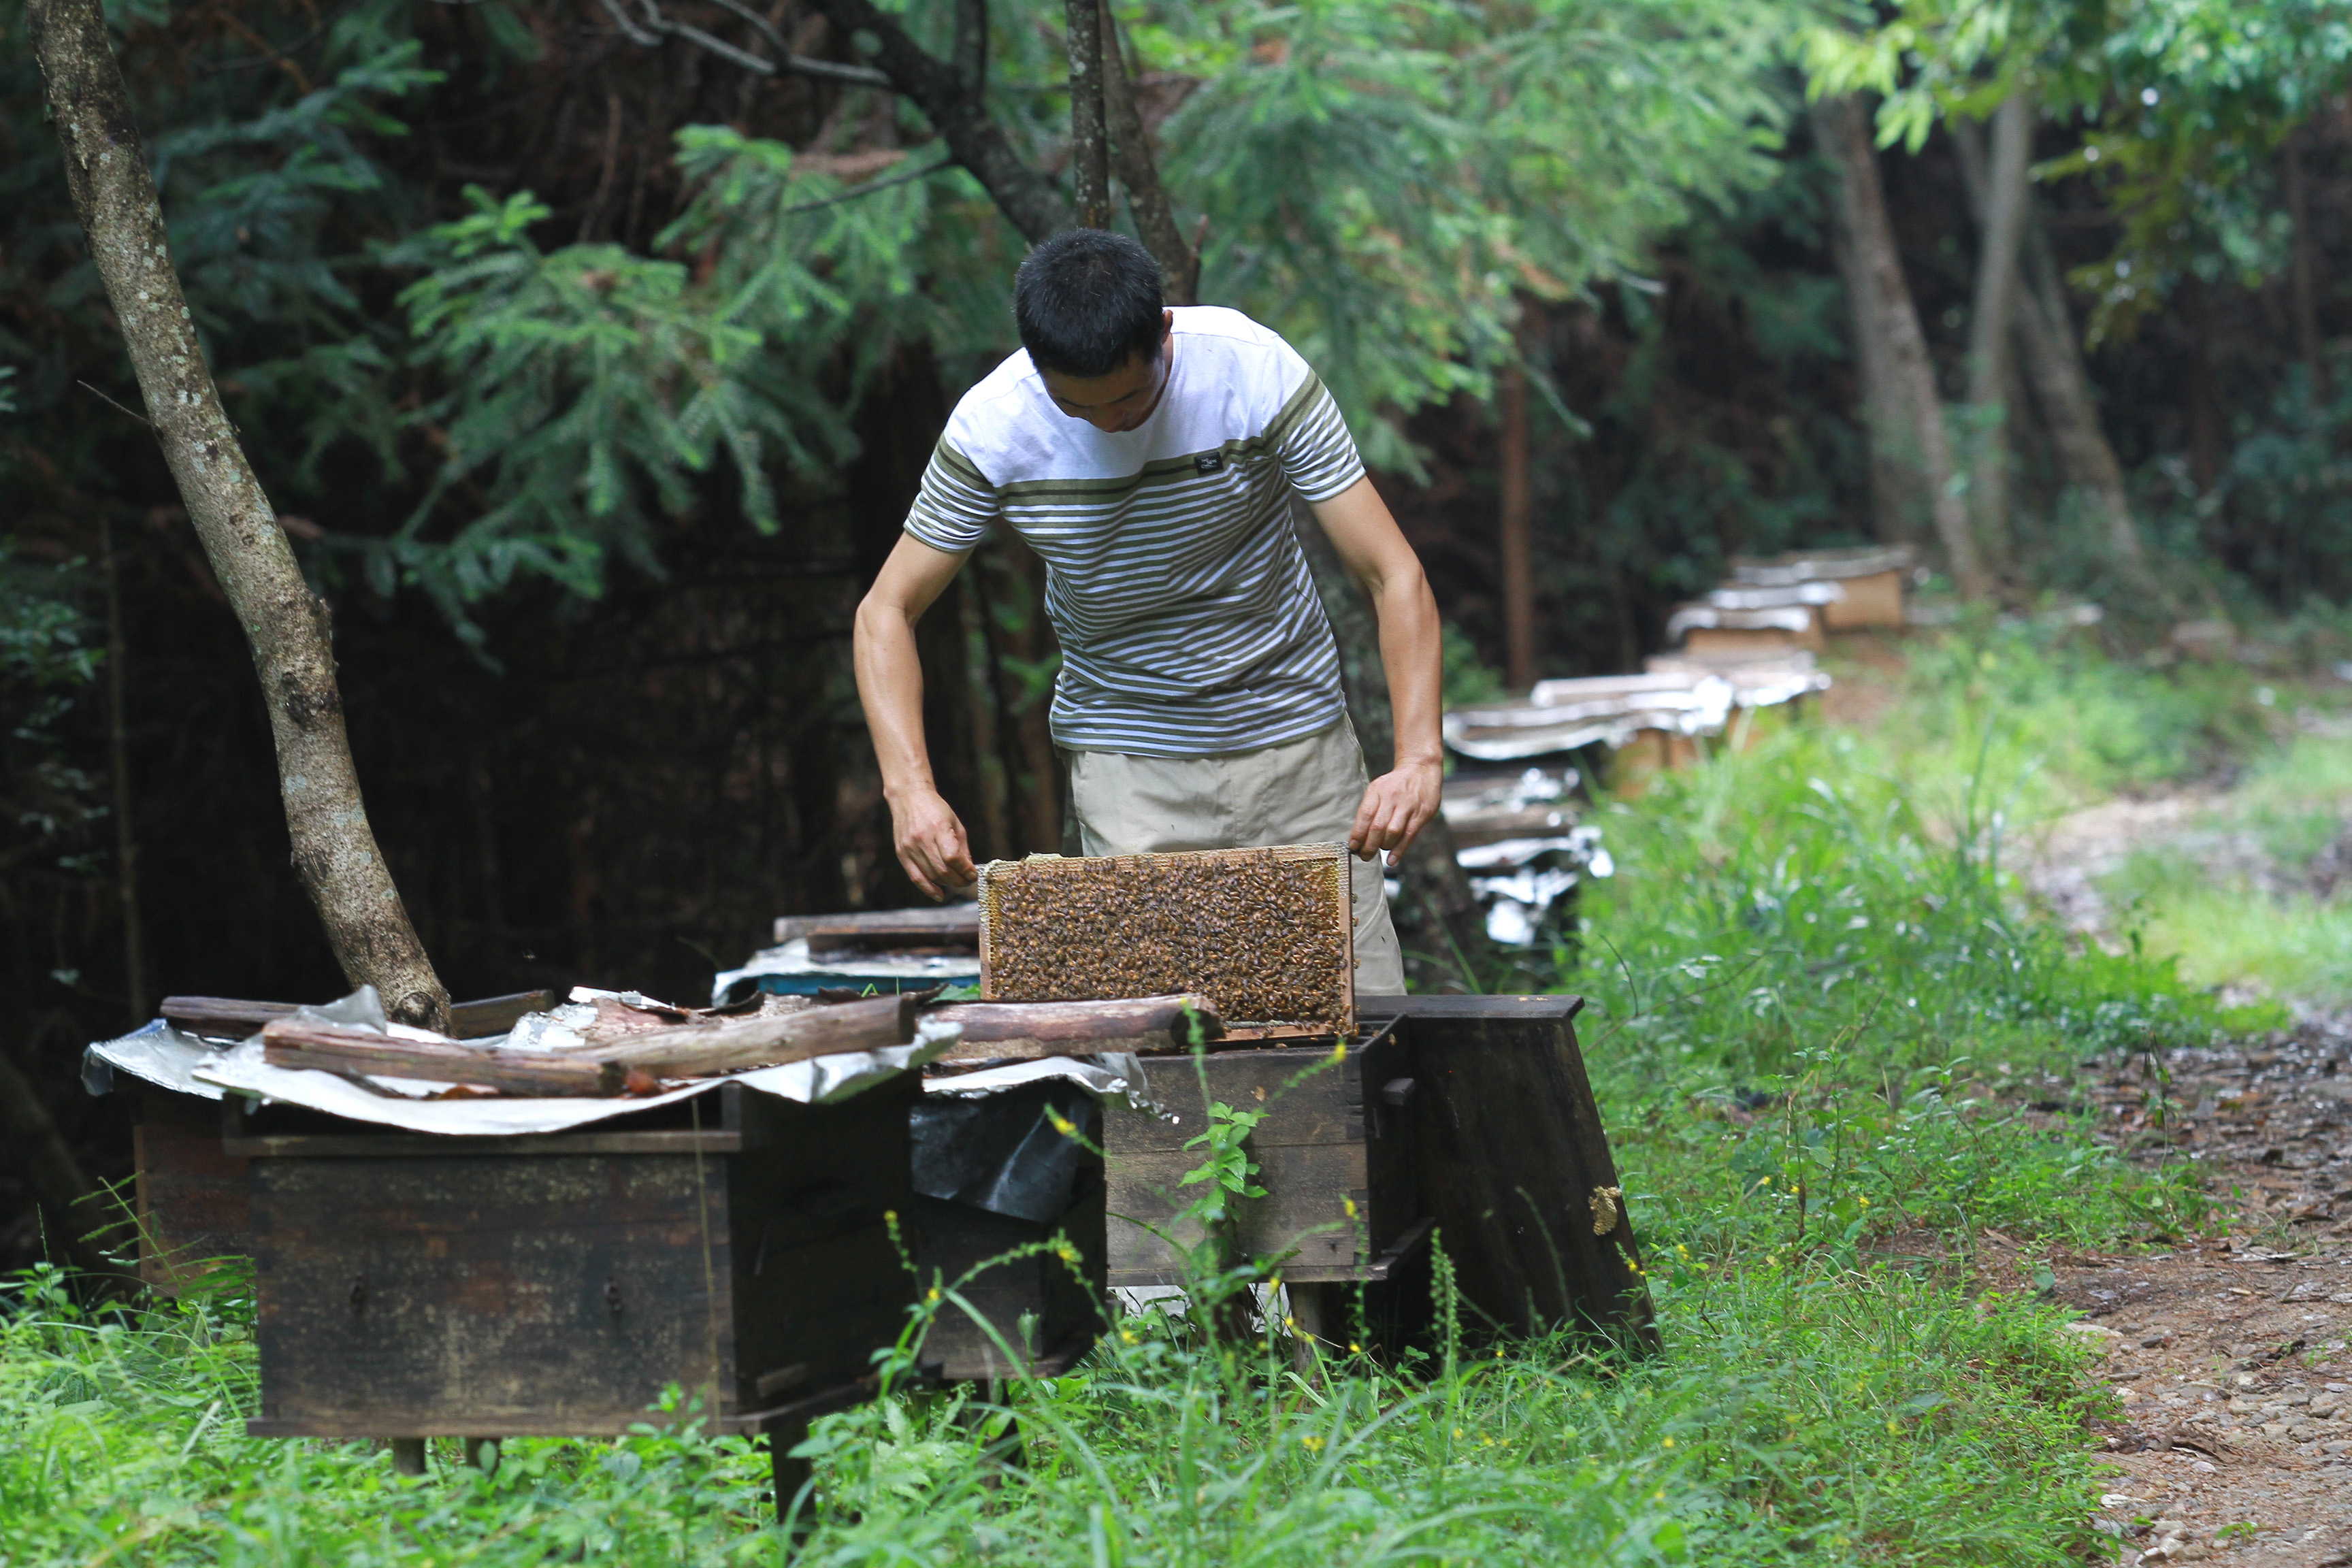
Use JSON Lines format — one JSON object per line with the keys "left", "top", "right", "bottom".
{"left": 101, "top": 520, "right": 147, "bottom": 1026}
{"left": 1292, "top": 500, "right": 1492, "bottom": 992}
{"left": 1963, "top": 93, "right": 2032, "bottom": 578}
{"left": 1497, "top": 356, "right": 1536, "bottom": 691}
{"left": 1953, "top": 120, "right": 2155, "bottom": 584}
{"left": 29, "top": 0, "right": 448, "bottom": 1029}
{"left": 1098, "top": 1, "right": 1198, "bottom": 304}
{"left": 1812, "top": 94, "right": 1987, "bottom": 598}
{"left": 1064, "top": 0, "right": 1111, "bottom": 229}
{"left": 2182, "top": 279, "right": 2225, "bottom": 497}
{"left": 1818, "top": 118, "right": 1921, "bottom": 544}
{"left": 2285, "top": 129, "right": 2325, "bottom": 390}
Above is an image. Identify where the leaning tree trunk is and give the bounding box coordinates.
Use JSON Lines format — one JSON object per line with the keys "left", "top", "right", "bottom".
{"left": 1814, "top": 94, "right": 1987, "bottom": 598}
{"left": 1961, "top": 93, "right": 2033, "bottom": 578}
{"left": 1098, "top": 0, "right": 1198, "bottom": 304}
{"left": 1953, "top": 118, "right": 2155, "bottom": 587}
{"left": 29, "top": 0, "right": 448, "bottom": 1030}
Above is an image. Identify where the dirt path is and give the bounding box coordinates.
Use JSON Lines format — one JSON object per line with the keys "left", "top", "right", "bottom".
{"left": 2022, "top": 1016, "right": 2352, "bottom": 1563}
{"left": 1973, "top": 751, "right": 2352, "bottom": 1562}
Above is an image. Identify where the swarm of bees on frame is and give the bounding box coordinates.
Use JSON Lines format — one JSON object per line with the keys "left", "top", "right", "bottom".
{"left": 980, "top": 847, "right": 1350, "bottom": 1026}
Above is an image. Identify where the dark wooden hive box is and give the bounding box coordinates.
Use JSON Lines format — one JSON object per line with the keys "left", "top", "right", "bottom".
{"left": 136, "top": 1088, "right": 257, "bottom": 1294}
{"left": 1357, "top": 994, "right": 1655, "bottom": 1348}
{"left": 904, "top": 1081, "right": 1109, "bottom": 1382}
{"left": 231, "top": 1077, "right": 917, "bottom": 1439}
{"left": 906, "top": 1190, "right": 1105, "bottom": 1381}
{"left": 1100, "top": 1017, "right": 1423, "bottom": 1286}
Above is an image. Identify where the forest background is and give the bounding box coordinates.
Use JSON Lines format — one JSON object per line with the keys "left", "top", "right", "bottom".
{"left": 3, "top": 0, "right": 2349, "bottom": 1267}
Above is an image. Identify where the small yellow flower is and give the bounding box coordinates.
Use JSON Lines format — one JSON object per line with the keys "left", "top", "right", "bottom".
{"left": 1661, "top": 1436, "right": 1674, "bottom": 1448}
{"left": 1120, "top": 1328, "right": 1138, "bottom": 1344}
{"left": 1301, "top": 1434, "right": 1323, "bottom": 1451}
{"left": 1858, "top": 1195, "right": 1869, "bottom": 1207}
{"left": 925, "top": 1287, "right": 941, "bottom": 1304}
{"left": 1348, "top": 1342, "right": 1361, "bottom": 1354}
{"left": 1283, "top": 1316, "right": 1296, "bottom": 1330}
{"left": 1343, "top": 1196, "right": 1359, "bottom": 1220}
{"left": 1452, "top": 1428, "right": 1464, "bottom": 1439}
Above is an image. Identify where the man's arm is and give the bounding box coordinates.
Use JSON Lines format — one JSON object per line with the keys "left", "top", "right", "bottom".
{"left": 1306, "top": 476, "right": 1445, "bottom": 861}
{"left": 854, "top": 534, "right": 979, "bottom": 898}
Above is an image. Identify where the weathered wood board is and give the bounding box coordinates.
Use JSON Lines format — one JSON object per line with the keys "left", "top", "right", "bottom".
{"left": 135, "top": 1089, "right": 254, "bottom": 1294}
{"left": 1356, "top": 994, "right": 1656, "bottom": 1349}
{"left": 239, "top": 1078, "right": 917, "bottom": 1438}
{"left": 1100, "top": 1019, "right": 1418, "bottom": 1286}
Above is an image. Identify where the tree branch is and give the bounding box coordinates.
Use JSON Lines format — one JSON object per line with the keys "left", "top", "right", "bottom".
{"left": 1099, "top": 0, "right": 1196, "bottom": 301}
{"left": 804, "top": 0, "right": 1073, "bottom": 241}
{"left": 598, "top": 0, "right": 892, "bottom": 87}
{"left": 28, "top": 0, "right": 451, "bottom": 1029}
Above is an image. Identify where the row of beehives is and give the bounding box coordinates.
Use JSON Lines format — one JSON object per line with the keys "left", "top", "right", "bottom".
{"left": 106, "top": 983, "right": 1649, "bottom": 1501}
{"left": 1435, "top": 544, "right": 1918, "bottom": 943}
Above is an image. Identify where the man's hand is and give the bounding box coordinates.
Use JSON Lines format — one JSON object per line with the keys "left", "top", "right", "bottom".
{"left": 1350, "top": 756, "right": 1443, "bottom": 862}
{"left": 888, "top": 785, "right": 978, "bottom": 900}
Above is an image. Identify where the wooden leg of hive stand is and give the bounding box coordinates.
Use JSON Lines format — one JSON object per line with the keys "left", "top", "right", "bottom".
{"left": 389, "top": 1437, "right": 427, "bottom": 1475}
{"left": 770, "top": 1422, "right": 815, "bottom": 1540}
{"left": 1288, "top": 1282, "right": 1343, "bottom": 1375}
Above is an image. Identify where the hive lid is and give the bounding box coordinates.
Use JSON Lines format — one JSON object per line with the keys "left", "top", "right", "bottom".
{"left": 977, "top": 845, "right": 1354, "bottom": 1039}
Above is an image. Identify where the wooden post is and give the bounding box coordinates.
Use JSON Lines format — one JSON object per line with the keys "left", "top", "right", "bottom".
{"left": 1498, "top": 355, "right": 1536, "bottom": 691}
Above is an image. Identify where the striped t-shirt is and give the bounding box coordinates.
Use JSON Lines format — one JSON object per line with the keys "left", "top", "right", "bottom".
{"left": 904, "top": 307, "right": 1366, "bottom": 757}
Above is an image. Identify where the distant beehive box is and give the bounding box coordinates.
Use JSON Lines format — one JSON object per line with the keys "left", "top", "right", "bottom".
{"left": 978, "top": 845, "right": 1354, "bottom": 1037}
{"left": 1729, "top": 545, "right": 1914, "bottom": 631}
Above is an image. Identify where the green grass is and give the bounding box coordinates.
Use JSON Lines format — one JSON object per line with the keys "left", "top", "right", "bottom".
{"left": 2093, "top": 732, "right": 2352, "bottom": 1000}
{"left": 5, "top": 622, "right": 2302, "bottom": 1566}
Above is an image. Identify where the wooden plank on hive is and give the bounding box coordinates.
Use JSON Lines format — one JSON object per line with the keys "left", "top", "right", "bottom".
{"left": 977, "top": 845, "right": 1353, "bottom": 1036}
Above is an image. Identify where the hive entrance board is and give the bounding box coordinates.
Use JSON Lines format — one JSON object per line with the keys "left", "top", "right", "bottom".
{"left": 977, "top": 845, "right": 1354, "bottom": 1039}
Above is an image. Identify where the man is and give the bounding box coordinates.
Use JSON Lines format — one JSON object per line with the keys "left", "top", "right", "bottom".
{"left": 853, "top": 229, "right": 1443, "bottom": 994}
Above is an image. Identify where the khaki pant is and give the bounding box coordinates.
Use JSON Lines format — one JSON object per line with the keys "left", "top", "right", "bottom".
{"left": 1064, "top": 719, "right": 1406, "bottom": 995}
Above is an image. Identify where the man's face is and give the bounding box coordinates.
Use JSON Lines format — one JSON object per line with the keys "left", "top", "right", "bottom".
{"left": 1039, "top": 315, "right": 1173, "bottom": 433}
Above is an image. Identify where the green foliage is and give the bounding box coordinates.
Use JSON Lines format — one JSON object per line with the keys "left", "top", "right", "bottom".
{"left": 3, "top": 625, "right": 2236, "bottom": 1565}
{"left": 1570, "top": 630, "right": 2261, "bottom": 1263}
{"left": 1803, "top": 0, "right": 2352, "bottom": 342}
{"left": 1167, "top": 0, "right": 1791, "bottom": 471}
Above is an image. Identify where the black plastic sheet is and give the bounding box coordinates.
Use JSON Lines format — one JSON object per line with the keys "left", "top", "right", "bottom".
{"left": 909, "top": 1081, "right": 1098, "bottom": 1225}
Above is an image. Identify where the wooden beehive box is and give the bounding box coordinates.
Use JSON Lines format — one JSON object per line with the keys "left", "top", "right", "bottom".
{"left": 1099, "top": 1017, "right": 1420, "bottom": 1286}
{"left": 977, "top": 845, "right": 1354, "bottom": 1039}
{"left": 905, "top": 1081, "right": 1108, "bottom": 1382}
{"left": 232, "top": 1077, "right": 916, "bottom": 1440}
{"left": 135, "top": 1089, "right": 256, "bottom": 1294}
{"left": 1356, "top": 994, "right": 1656, "bottom": 1349}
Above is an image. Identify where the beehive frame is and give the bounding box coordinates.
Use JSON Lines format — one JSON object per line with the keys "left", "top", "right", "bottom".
{"left": 977, "top": 845, "right": 1354, "bottom": 1039}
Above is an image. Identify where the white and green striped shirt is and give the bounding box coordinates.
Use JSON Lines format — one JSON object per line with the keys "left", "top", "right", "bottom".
{"left": 906, "top": 308, "right": 1366, "bottom": 757}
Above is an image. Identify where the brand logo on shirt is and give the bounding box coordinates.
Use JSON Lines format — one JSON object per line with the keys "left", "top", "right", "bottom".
{"left": 1193, "top": 451, "right": 1226, "bottom": 476}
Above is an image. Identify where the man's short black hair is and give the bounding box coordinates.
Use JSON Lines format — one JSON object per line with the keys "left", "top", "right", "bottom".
{"left": 1014, "top": 229, "right": 1166, "bottom": 378}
